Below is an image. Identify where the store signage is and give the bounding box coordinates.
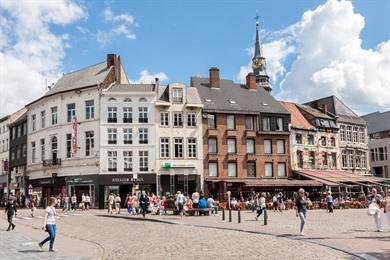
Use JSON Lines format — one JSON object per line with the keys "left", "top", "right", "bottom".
{"left": 65, "top": 177, "right": 94, "bottom": 184}
{"left": 71, "top": 116, "right": 78, "bottom": 154}
{"left": 39, "top": 179, "right": 54, "bottom": 185}
{"left": 111, "top": 177, "right": 144, "bottom": 184}
{"left": 163, "top": 163, "right": 172, "bottom": 169}
{"left": 162, "top": 162, "right": 195, "bottom": 168}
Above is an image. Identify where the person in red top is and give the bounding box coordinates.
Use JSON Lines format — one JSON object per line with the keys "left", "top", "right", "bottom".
{"left": 161, "top": 196, "right": 168, "bottom": 215}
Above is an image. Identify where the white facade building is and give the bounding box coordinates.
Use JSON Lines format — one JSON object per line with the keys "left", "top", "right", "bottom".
{"left": 100, "top": 84, "right": 157, "bottom": 201}
{"left": 0, "top": 115, "right": 10, "bottom": 201}
{"left": 155, "top": 83, "right": 204, "bottom": 196}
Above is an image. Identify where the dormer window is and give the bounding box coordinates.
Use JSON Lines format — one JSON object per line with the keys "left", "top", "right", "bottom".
{"left": 172, "top": 88, "right": 183, "bottom": 103}
{"left": 108, "top": 97, "right": 117, "bottom": 102}
{"left": 139, "top": 98, "right": 147, "bottom": 102}
{"left": 228, "top": 100, "right": 237, "bottom": 104}
{"left": 124, "top": 98, "right": 132, "bottom": 102}
{"left": 205, "top": 98, "right": 212, "bottom": 103}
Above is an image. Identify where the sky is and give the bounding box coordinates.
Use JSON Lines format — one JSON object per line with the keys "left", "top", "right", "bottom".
{"left": 0, "top": 0, "right": 389, "bottom": 117}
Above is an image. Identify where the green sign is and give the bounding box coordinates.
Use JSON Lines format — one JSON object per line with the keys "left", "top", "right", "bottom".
{"left": 163, "top": 162, "right": 172, "bottom": 169}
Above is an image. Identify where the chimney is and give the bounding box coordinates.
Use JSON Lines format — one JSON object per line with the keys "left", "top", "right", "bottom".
{"left": 209, "top": 67, "right": 220, "bottom": 88}
{"left": 116, "top": 55, "right": 121, "bottom": 83}
{"left": 107, "top": 53, "right": 116, "bottom": 68}
{"left": 322, "top": 104, "right": 328, "bottom": 114}
{"left": 155, "top": 77, "right": 159, "bottom": 88}
{"left": 246, "top": 73, "right": 257, "bottom": 90}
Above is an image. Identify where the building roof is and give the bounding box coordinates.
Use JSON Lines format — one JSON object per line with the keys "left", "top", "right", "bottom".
{"left": 191, "top": 77, "right": 289, "bottom": 115}
{"left": 296, "top": 104, "right": 333, "bottom": 120}
{"left": 280, "top": 102, "right": 314, "bottom": 130}
{"left": 157, "top": 85, "right": 202, "bottom": 105}
{"left": 108, "top": 84, "right": 156, "bottom": 93}
{"left": 9, "top": 108, "right": 27, "bottom": 125}
{"left": 361, "top": 111, "right": 390, "bottom": 134}
{"left": 303, "top": 95, "right": 366, "bottom": 125}
{"left": 44, "top": 62, "right": 111, "bottom": 97}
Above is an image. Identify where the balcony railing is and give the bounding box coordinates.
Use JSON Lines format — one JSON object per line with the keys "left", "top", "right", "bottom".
{"left": 42, "top": 159, "right": 62, "bottom": 167}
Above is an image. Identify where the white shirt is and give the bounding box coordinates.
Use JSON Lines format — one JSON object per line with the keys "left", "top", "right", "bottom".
{"left": 176, "top": 194, "right": 185, "bottom": 204}
{"left": 192, "top": 192, "right": 199, "bottom": 203}
{"left": 82, "top": 195, "right": 86, "bottom": 202}
{"left": 86, "top": 196, "right": 90, "bottom": 203}
{"left": 45, "top": 206, "right": 56, "bottom": 225}
{"left": 71, "top": 196, "right": 77, "bottom": 203}
{"left": 108, "top": 195, "right": 115, "bottom": 204}
{"left": 207, "top": 198, "right": 215, "bottom": 208}
{"left": 115, "top": 196, "right": 121, "bottom": 203}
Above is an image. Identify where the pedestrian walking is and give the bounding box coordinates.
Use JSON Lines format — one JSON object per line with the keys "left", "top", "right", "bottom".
{"left": 85, "top": 194, "right": 90, "bottom": 210}
{"left": 56, "top": 196, "right": 61, "bottom": 209}
{"left": 31, "top": 196, "right": 37, "bottom": 217}
{"left": 71, "top": 194, "right": 77, "bottom": 211}
{"left": 255, "top": 192, "right": 266, "bottom": 221}
{"left": 384, "top": 190, "right": 390, "bottom": 231}
{"left": 192, "top": 191, "right": 200, "bottom": 209}
{"left": 108, "top": 193, "right": 115, "bottom": 214}
{"left": 367, "top": 188, "right": 383, "bottom": 232}
{"left": 63, "top": 195, "right": 69, "bottom": 212}
{"left": 81, "top": 193, "right": 86, "bottom": 211}
{"left": 139, "top": 190, "right": 149, "bottom": 218}
{"left": 207, "top": 195, "right": 218, "bottom": 216}
{"left": 176, "top": 191, "right": 186, "bottom": 219}
{"left": 296, "top": 188, "right": 307, "bottom": 236}
{"left": 39, "top": 197, "right": 57, "bottom": 252}
{"left": 5, "top": 198, "right": 17, "bottom": 231}
{"left": 272, "top": 194, "right": 278, "bottom": 212}
{"left": 114, "top": 194, "right": 121, "bottom": 214}
{"left": 325, "top": 192, "right": 334, "bottom": 213}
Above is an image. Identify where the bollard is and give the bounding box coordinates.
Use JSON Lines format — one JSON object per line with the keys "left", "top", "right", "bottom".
{"left": 264, "top": 208, "right": 268, "bottom": 226}
{"left": 222, "top": 208, "right": 225, "bottom": 221}
{"left": 229, "top": 208, "right": 232, "bottom": 222}
{"left": 238, "top": 208, "right": 241, "bottom": 224}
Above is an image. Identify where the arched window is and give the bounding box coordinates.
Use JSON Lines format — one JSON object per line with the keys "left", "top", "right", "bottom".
{"left": 108, "top": 97, "right": 117, "bottom": 102}
{"left": 124, "top": 98, "right": 132, "bottom": 102}
{"left": 139, "top": 97, "right": 147, "bottom": 102}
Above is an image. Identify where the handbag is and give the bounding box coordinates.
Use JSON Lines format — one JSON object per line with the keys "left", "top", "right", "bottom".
{"left": 367, "top": 203, "right": 378, "bottom": 216}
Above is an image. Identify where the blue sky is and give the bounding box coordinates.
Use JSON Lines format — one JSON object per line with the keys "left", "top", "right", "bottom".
{"left": 0, "top": 0, "right": 389, "bottom": 117}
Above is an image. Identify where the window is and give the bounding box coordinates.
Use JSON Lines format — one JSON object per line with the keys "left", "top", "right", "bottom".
{"left": 265, "top": 162, "right": 273, "bottom": 177}
{"left": 139, "top": 97, "right": 147, "bottom": 102}
{"left": 227, "top": 115, "right": 235, "bottom": 130}
{"left": 85, "top": 100, "right": 94, "bottom": 120}
{"left": 209, "top": 162, "right": 218, "bottom": 177}
{"left": 359, "top": 128, "right": 365, "bottom": 143}
{"left": 31, "top": 141, "right": 36, "bottom": 163}
{"left": 346, "top": 126, "right": 352, "bottom": 142}
{"left": 124, "top": 98, "right": 132, "bottom": 102}
{"left": 108, "top": 128, "right": 117, "bottom": 144}
{"left": 361, "top": 152, "right": 367, "bottom": 169}
{"left": 208, "top": 138, "right": 217, "bottom": 153}
{"left": 342, "top": 150, "right": 347, "bottom": 168}
{"left": 371, "top": 149, "right": 375, "bottom": 162}
{"left": 139, "top": 128, "right": 148, "bottom": 144}
{"left": 16, "top": 145, "right": 21, "bottom": 159}
{"left": 227, "top": 138, "right": 236, "bottom": 154}
{"left": 262, "top": 117, "right": 270, "bottom": 131}
{"left": 247, "top": 162, "right": 256, "bottom": 177}
{"left": 322, "top": 152, "right": 328, "bottom": 167}
{"left": 331, "top": 153, "right": 337, "bottom": 168}
{"left": 187, "top": 113, "right": 197, "bottom": 127}
{"left": 297, "top": 151, "right": 304, "bottom": 168}
{"left": 187, "top": 138, "right": 197, "bottom": 158}
{"left": 309, "top": 151, "right": 315, "bottom": 167}
{"left": 11, "top": 147, "right": 15, "bottom": 160}
{"left": 123, "top": 151, "right": 133, "bottom": 172}
{"left": 108, "top": 97, "right": 117, "bottom": 102}
{"left": 207, "top": 114, "right": 216, "bottom": 129}
{"left": 123, "top": 107, "right": 132, "bottom": 123}
{"left": 246, "top": 139, "right": 255, "bottom": 154}
{"left": 277, "top": 140, "right": 285, "bottom": 154}
{"left": 23, "top": 123, "right": 27, "bottom": 136}
{"left": 139, "top": 151, "right": 148, "bottom": 171}
{"left": 228, "top": 162, "right": 237, "bottom": 177}
{"left": 278, "top": 163, "right": 286, "bottom": 177}
{"left": 348, "top": 150, "right": 354, "bottom": 168}
{"left": 276, "top": 118, "right": 283, "bottom": 131}
{"left": 138, "top": 107, "right": 148, "bottom": 123}
{"left": 40, "top": 111, "right": 45, "bottom": 128}
{"left": 160, "top": 138, "right": 170, "bottom": 158}
{"left": 22, "top": 143, "right": 27, "bottom": 158}
{"left": 32, "top": 115, "right": 36, "bottom": 131}
{"left": 353, "top": 127, "right": 358, "bottom": 143}
{"left": 108, "top": 107, "right": 117, "bottom": 123}
{"left": 160, "top": 112, "right": 169, "bottom": 126}
{"left": 51, "top": 107, "right": 58, "bottom": 125}
{"left": 173, "top": 112, "right": 183, "bottom": 127}
{"left": 330, "top": 137, "right": 336, "bottom": 146}
{"left": 51, "top": 136, "right": 58, "bottom": 161}
{"left": 245, "top": 115, "right": 254, "bottom": 130}
{"left": 340, "top": 125, "right": 346, "bottom": 141}
{"left": 320, "top": 136, "right": 327, "bottom": 146}
{"left": 17, "top": 125, "right": 21, "bottom": 138}
{"left": 264, "top": 140, "right": 272, "bottom": 154}
{"left": 174, "top": 138, "right": 184, "bottom": 158}
{"left": 85, "top": 131, "right": 94, "bottom": 156}
{"left": 379, "top": 147, "right": 385, "bottom": 161}
{"left": 296, "top": 134, "right": 302, "bottom": 144}
{"left": 108, "top": 151, "right": 117, "bottom": 172}
{"left": 40, "top": 139, "right": 45, "bottom": 161}
{"left": 67, "top": 103, "right": 76, "bottom": 123}
{"left": 66, "top": 134, "right": 72, "bottom": 158}
{"left": 123, "top": 128, "right": 132, "bottom": 144}
{"left": 172, "top": 88, "right": 183, "bottom": 103}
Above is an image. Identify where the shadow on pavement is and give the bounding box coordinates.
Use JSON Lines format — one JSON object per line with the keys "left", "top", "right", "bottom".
{"left": 18, "top": 250, "right": 45, "bottom": 253}
{"left": 96, "top": 214, "right": 177, "bottom": 225}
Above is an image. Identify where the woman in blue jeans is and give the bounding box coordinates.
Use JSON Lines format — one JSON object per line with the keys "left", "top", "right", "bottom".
{"left": 39, "top": 197, "right": 57, "bottom": 252}
{"left": 296, "top": 188, "right": 307, "bottom": 236}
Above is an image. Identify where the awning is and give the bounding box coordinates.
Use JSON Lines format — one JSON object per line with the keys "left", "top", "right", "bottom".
{"left": 244, "top": 179, "right": 323, "bottom": 188}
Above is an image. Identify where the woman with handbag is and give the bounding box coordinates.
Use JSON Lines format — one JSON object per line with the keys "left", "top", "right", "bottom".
{"left": 39, "top": 197, "right": 58, "bottom": 252}
{"left": 384, "top": 190, "right": 390, "bottom": 230}
{"left": 296, "top": 188, "right": 307, "bottom": 236}
{"left": 367, "top": 188, "right": 383, "bottom": 232}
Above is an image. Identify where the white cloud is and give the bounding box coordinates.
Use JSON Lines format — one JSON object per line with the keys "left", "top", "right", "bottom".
{"left": 97, "top": 6, "right": 136, "bottom": 46}
{"left": 129, "top": 70, "right": 168, "bottom": 84}
{"left": 278, "top": 0, "right": 390, "bottom": 111}
{"left": 0, "top": 0, "right": 86, "bottom": 117}
{"left": 237, "top": 39, "right": 295, "bottom": 83}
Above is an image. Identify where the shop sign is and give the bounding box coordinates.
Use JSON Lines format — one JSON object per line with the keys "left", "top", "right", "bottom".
{"left": 71, "top": 116, "right": 78, "bottom": 154}
{"left": 39, "top": 179, "right": 54, "bottom": 185}
{"left": 28, "top": 184, "right": 33, "bottom": 195}
{"left": 163, "top": 162, "right": 195, "bottom": 168}
{"left": 65, "top": 177, "right": 94, "bottom": 184}
{"left": 112, "top": 177, "right": 132, "bottom": 184}
{"left": 131, "top": 177, "right": 144, "bottom": 183}
{"left": 163, "top": 162, "right": 172, "bottom": 169}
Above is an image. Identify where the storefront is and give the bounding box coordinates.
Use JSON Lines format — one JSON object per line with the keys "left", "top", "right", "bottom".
{"left": 0, "top": 175, "right": 7, "bottom": 205}
{"left": 28, "top": 176, "right": 66, "bottom": 208}
{"left": 65, "top": 175, "right": 98, "bottom": 208}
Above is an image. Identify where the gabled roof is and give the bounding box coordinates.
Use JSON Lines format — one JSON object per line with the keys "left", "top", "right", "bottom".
{"left": 296, "top": 104, "right": 333, "bottom": 120}
{"left": 280, "top": 102, "right": 313, "bottom": 130}
{"left": 44, "top": 62, "right": 111, "bottom": 97}
{"left": 361, "top": 111, "right": 390, "bottom": 134}
{"left": 157, "top": 85, "right": 202, "bottom": 105}
{"left": 108, "top": 84, "right": 156, "bottom": 93}
{"left": 191, "top": 77, "right": 289, "bottom": 115}
{"left": 304, "top": 95, "right": 365, "bottom": 125}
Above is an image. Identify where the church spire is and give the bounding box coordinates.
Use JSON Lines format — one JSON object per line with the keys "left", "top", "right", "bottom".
{"left": 251, "top": 15, "right": 272, "bottom": 93}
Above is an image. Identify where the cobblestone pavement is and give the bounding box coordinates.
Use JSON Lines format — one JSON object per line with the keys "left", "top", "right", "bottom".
{"left": 1, "top": 208, "right": 388, "bottom": 259}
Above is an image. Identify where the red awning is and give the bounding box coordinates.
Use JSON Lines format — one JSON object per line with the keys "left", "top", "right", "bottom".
{"left": 244, "top": 179, "right": 323, "bottom": 187}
